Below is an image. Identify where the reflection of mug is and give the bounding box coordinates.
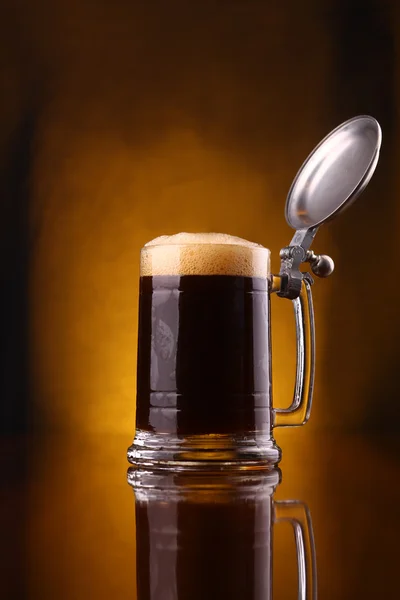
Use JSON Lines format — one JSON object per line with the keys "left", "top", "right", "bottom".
{"left": 128, "top": 233, "right": 315, "bottom": 469}
{"left": 128, "top": 469, "right": 317, "bottom": 600}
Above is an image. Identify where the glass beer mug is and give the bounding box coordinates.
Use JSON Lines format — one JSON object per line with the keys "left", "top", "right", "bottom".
{"left": 128, "top": 115, "right": 381, "bottom": 470}
{"left": 128, "top": 468, "right": 317, "bottom": 600}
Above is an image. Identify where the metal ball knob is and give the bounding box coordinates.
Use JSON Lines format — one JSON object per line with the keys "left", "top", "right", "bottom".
{"left": 311, "top": 254, "right": 335, "bottom": 278}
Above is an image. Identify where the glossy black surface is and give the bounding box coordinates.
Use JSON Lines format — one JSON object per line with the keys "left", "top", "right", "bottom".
{"left": 2, "top": 430, "right": 400, "bottom": 599}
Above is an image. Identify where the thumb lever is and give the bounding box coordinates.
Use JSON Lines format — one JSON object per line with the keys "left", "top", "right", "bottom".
{"left": 304, "top": 251, "right": 335, "bottom": 278}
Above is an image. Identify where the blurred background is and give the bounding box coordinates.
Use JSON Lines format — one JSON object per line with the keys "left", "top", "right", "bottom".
{"left": 1, "top": 0, "right": 399, "bottom": 599}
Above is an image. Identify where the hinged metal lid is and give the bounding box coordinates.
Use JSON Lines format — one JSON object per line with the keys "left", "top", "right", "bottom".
{"left": 278, "top": 115, "right": 382, "bottom": 299}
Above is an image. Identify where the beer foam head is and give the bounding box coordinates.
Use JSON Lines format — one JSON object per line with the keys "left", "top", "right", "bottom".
{"left": 141, "top": 232, "right": 270, "bottom": 277}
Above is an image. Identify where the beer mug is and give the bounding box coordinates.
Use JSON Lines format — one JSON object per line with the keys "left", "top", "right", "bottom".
{"left": 128, "top": 468, "right": 317, "bottom": 600}
{"left": 128, "top": 115, "right": 381, "bottom": 470}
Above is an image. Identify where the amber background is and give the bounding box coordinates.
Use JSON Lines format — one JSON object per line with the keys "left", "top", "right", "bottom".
{"left": 1, "top": 0, "right": 399, "bottom": 436}
{"left": 1, "top": 1, "right": 400, "bottom": 599}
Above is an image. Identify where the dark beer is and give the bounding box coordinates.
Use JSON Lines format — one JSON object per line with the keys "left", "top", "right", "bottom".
{"left": 136, "top": 274, "right": 271, "bottom": 435}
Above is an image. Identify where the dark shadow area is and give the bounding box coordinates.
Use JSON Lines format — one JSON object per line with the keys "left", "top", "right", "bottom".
{"left": 0, "top": 113, "right": 35, "bottom": 434}
{"left": 0, "top": 113, "right": 33, "bottom": 596}
{"left": 324, "top": 0, "right": 398, "bottom": 433}
{"left": 0, "top": 437, "right": 28, "bottom": 599}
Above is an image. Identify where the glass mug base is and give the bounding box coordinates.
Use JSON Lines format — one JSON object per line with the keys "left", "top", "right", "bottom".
{"left": 127, "top": 430, "right": 282, "bottom": 472}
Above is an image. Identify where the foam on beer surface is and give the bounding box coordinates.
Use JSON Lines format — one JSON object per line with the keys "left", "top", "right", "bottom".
{"left": 141, "top": 232, "right": 270, "bottom": 277}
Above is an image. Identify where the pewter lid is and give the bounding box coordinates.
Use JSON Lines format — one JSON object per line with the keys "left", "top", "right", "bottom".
{"left": 278, "top": 115, "right": 382, "bottom": 299}
{"left": 285, "top": 115, "right": 382, "bottom": 230}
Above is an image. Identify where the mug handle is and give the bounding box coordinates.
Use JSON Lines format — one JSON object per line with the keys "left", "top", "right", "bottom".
{"left": 271, "top": 275, "right": 315, "bottom": 427}
{"left": 274, "top": 500, "right": 317, "bottom": 600}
